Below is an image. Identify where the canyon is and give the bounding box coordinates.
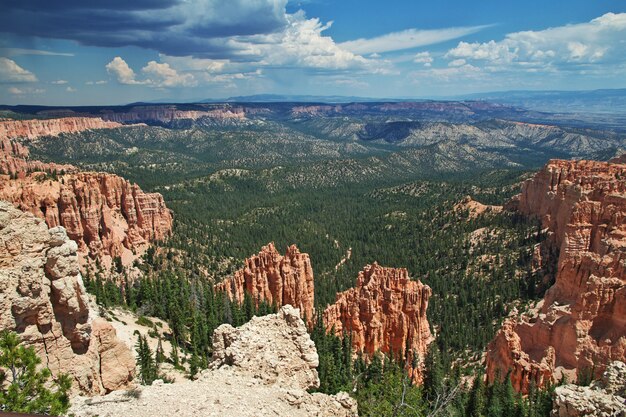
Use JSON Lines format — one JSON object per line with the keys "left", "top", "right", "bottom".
{"left": 0, "top": 138, "right": 173, "bottom": 266}
{"left": 0, "top": 201, "right": 135, "bottom": 394}
{"left": 486, "top": 156, "right": 626, "bottom": 393}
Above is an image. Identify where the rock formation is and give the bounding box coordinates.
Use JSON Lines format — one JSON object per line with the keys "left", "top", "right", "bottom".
{"left": 68, "top": 306, "right": 357, "bottom": 417}
{"left": 0, "top": 201, "right": 135, "bottom": 394}
{"left": 323, "top": 263, "right": 433, "bottom": 381}
{"left": 486, "top": 157, "right": 626, "bottom": 393}
{"left": 216, "top": 243, "right": 315, "bottom": 325}
{"left": 1, "top": 137, "right": 76, "bottom": 177}
{"left": 98, "top": 105, "right": 246, "bottom": 123}
{"left": 0, "top": 171, "right": 173, "bottom": 266}
{"left": 0, "top": 117, "right": 123, "bottom": 140}
{"left": 551, "top": 361, "right": 626, "bottom": 417}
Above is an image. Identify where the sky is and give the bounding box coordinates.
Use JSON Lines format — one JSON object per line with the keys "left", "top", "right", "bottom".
{"left": 1, "top": 0, "right": 625, "bottom": 105}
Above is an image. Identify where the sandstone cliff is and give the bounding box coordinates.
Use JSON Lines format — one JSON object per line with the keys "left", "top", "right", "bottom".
{"left": 551, "top": 361, "right": 626, "bottom": 417}
{"left": 215, "top": 243, "right": 315, "bottom": 325}
{"left": 0, "top": 171, "right": 173, "bottom": 266}
{"left": 98, "top": 105, "right": 246, "bottom": 123}
{"left": 0, "top": 201, "right": 135, "bottom": 394}
{"left": 486, "top": 157, "right": 626, "bottom": 393}
{"left": 0, "top": 137, "right": 76, "bottom": 177}
{"left": 323, "top": 263, "right": 433, "bottom": 381}
{"left": 0, "top": 117, "right": 123, "bottom": 140}
{"left": 68, "top": 305, "right": 357, "bottom": 417}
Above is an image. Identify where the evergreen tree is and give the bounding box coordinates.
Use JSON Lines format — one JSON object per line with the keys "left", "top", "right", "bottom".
{"left": 135, "top": 335, "right": 158, "bottom": 385}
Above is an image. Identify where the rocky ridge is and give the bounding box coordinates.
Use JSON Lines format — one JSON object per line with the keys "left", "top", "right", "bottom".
{"left": 216, "top": 243, "right": 315, "bottom": 325}
{"left": 323, "top": 263, "right": 433, "bottom": 382}
{"left": 0, "top": 137, "right": 76, "bottom": 177}
{"left": 0, "top": 117, "right": 123, "bottom": 140}
{"left": 68, "top": 305, "right": 357, "bottom": 417}
{"left": 98, "top": 105, "right": 246, "bottom": 124}
{"left": 486, "top": 156, "right": 626, "bottom": 393}
{"left": 551, "top": 361, "right": 626, "bottom": 417}
{"left": 0, "top": 201, "right": 135, "bottom": 394}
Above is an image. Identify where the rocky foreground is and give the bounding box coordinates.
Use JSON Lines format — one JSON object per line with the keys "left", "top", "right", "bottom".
{"left": 69, "top": 305, "right": 357, "bottom": 417}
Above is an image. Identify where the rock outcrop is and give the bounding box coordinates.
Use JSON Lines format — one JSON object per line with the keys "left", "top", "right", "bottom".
{"left": 0, "top": 201, "right": 135, "bottom": 394}
{"left": 323, "top": 263, "right": 433, "bottom": 381}
{"left": 216, "top": 243, "right": 315, "bottom": 325}
{"left": 0, "top": 117, "right": 123, "bottom": 140}
{"left": 1, "top": 137, "right": 76, "bottom": 177}
{"left": 98, "top": 105, "right": 246, "bottom": 124}
{"left": 68, "top": 306, "right": 357, "bottom": 417}
{"left": 486, "top": 157, "right": 626, "bottom": 393}
{"left": 551, "top": 361, "right": 626, "bottom": 417}
{"left": 0, "top": 171, "right": 173, "bottom": 266}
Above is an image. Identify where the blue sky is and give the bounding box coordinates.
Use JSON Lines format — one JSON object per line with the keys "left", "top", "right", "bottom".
{"left": 1, "top": 0, "right": 625, "bottom": 105}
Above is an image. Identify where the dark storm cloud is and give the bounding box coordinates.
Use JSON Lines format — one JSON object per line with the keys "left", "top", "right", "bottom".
{"left": 0, "top": 0, "right": 289, "bottom": 58}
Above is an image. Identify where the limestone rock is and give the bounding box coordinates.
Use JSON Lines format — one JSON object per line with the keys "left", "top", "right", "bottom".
{"left": 0, "top": 201, "right": 135, "bottom": 394}
{"left": 0, "top": 137, "right": 76, "bottom": 177}
{"left": 0, "top": 170, "right": 173, "bottom": 267}
{"left": 68, "top": 306, "right": 357, "bottom": 417}
{"left": 551, "top": 361, "right": 626, "bottom": 417}
{"left": 0, "top": 117, "right": 123, "bottom": 141}
{"left": 99, "top": 105, "right": 246, "bottom": 123}
{"left": 323, "top": 263, "right": 433, "bottom": 382}
{"left": 487, "top": 156, "right": 626, "bottom": 393}
{"left": 215, "top": 243, "right": 315, "bottom": 326}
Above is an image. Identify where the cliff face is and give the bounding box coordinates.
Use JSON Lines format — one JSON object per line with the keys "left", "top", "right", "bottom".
{"left": 215, "top": 243, "right": 315, "bottom": 325}
{"left": 68, "top": 305, "right": 357, "bottom": 417}
{"left": 0, "top": 117, "right": 123, "bottom": 140}
{"left": 0, "top": 201, "right": 135, "bottom": 394}
{"left": 322, "top": 263, "right": 433, "bottom": 381}
{"left": 0, "top": 171, "right": 173, "bottom": 266}
{"left": 0, "top": 137, "right": 76, "bottom": 177}
{"left": 486, "top": 157, "right": 626, "bottom": 393}
{"left": 99, "top": 105, "right": 246, "bottom": 123}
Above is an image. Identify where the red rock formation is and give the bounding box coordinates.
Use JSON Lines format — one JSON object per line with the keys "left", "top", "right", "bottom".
{"left": 0, "top": 201, "right": 135, "bottom": 394}
{"left": 0, "top": 171, "right": 172, "bottom": 266}
{"left": 486, "top": 157, "right": 626, "bottom": 393}
{"left": 0, "top": 117, "right": 123, "bottom": 140}
{"left": 0, "top": 137, "right": 76, "bottom": 177}
{"left": 215, "top": 243, "right": 315, "bottom": 325}
{"left": 323, "top": 263, "right": 433, "bottom": 381}
{"left": 99, "top": 105, "right": 246, "bottom": 123}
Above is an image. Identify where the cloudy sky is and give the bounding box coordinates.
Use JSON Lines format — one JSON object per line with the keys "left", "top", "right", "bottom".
{"left": 1, "top": 0, "right": 625, "bottom": 105}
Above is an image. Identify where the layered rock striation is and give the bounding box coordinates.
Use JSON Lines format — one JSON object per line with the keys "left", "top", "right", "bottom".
{"left": 1, "top": 137, "right": 76, "bottom": 177}
{"left": 0, "top": 117, "right": 123, "bottom": 140}
{"left": 0, "top": 171, "right": 173, "bottom": 266}
{"left": 68, "top": 306, "right": 357, "bottom": 417}
{"left": 0, "top": 201, "right": 135, "bottom": 394}
{"left": 486, "top": 157, "right": 626, "bottom": 393}
{"left": 215, "top": 243, "right": 315, "bottom": 325}
{"left": 322, "top": 263, "right": 433, "bottom": 381}
{"left": 98, "top": 105, "right": 246, "bottom": 124}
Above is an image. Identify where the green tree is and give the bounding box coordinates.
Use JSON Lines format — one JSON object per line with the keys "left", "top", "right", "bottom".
{"left": 0, "top": 331, "right": 71, "bottom": 416}
{"left": 135, "top": 335, "right": 158, "bottom": 385}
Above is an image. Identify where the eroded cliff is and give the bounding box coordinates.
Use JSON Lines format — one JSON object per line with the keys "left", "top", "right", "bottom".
{"left": 0, "top": 201, "right": 135, "bottom": 394}
{"left": 0, "top": 117, "right": 123, "bottom": 140}
{"left": 322, "top": 263, "right": 433, "bottom": 381}
{"left": 486, "top": 157, "right": 626, "bottom": 393}
{"left": 215, "top": 243, "right": 315, "bottom": 325}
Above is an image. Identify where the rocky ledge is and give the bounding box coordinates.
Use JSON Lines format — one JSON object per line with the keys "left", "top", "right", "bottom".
{"left": 68, "top": 305, "right": 357, "bottom": 417}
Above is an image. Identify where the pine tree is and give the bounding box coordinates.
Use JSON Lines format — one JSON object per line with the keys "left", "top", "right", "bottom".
{"left": 423, "top": 342, "right": 445, "bottom": 402}
{"left": 135, "top": 335, "right": 158, "bottom": 385}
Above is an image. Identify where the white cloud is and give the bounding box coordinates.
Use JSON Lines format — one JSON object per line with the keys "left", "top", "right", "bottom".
{"left": 66, "top": 86, "right": 76, "bottom": 92}
{"left": 340, "top": 25, "right": 491, "bottom": 55}
{"left": 0, "top": 57, "right": 37, "bottom": 83}
{"left": 8, "top": 86, "right": 45, "bottom": 95}
{"left": 0, "top": 48, "right": 74, "bottom": 57}
{"left": 142, "top": 61, "right": 197, "bottom": 87}
{"left": 52, "top": 79, "right": 68, "bottom": 84}
{"left": 446, "top": 12, "right": 626, "bottom": 70}
{"left": 106, "top": 57, "right": 145, "bottom": 85}
{"left": 414, "top": 52, "right": 434, "bottom": 67}
{"left": 448, "top": 59, "right": 466, "bottom": 67}
{"left": 8, "top": 87, "right": 23, "bottom": 94}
